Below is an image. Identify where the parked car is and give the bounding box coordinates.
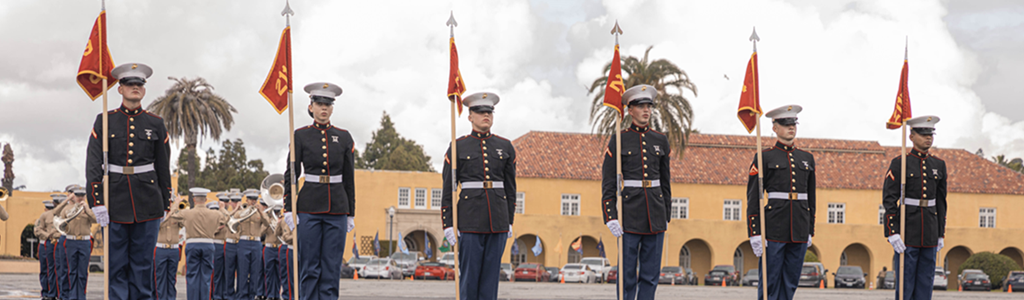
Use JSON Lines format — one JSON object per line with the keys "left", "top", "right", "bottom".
{"left": 1002, "top": 271, "right": 1024, "bottom": 292}
{"left": 89, "top": 255, "right": 103, "bottom": 272}
{"left": 607, "top": 266, "right": 618, "bottom": 284}
{"left": 414, "top": 261, "right": 454, "bottom": 280}
{"left": 545, "top": 267, "right": 561, "bottom": 282}
{"left": 361, "top": 258, "right": 403, "bottom": 279}
{"left": 705, "top": 265, "right": 739, "bottom": 286}
{"left": 960, "top": 272, "right": 991, "bottom": 291}
{"left": 561, "top": 263, "right": 598, "bottom": 283}
{"left": 513, "top": 263, "right": 550, "bottom": 282}
{"left": 390, "top": 252, "right": 424, "bottom": 278}
{"left": 659, "top": 266, "right": 687, "bottom": 285}
{"left": 684, "top": 267, "right": 698, "bottom": 285}
{"left": 439, "top": 252, "right": 455, "bottom": 268}
{"left": 798, "top": 263, "right": 827, "bottom": 287}
{"left": 933, "top": 267, "right": 950, "bottom": 290}
{"left": 500, "top": 263, "right": 513, "bottom": 281}
{"left": 832, "top": 266, "right": 866, "bottom": 289}
{"left": 959, "top": 269, "right": 984, "bottom": 282}
{"left": 579, "top": 257, "right": 611, "bottom": 283}
{"left": 741, "top": 269, "right": 759, "bottom": 286}
{"left": 882, "top": 271, "right": 895, "bottom": 289}
{"left": 340, "top": 263, "right": 355, "bottom": 279}
{"left": 347, "top": 255, "right": 377, "bottom": 274}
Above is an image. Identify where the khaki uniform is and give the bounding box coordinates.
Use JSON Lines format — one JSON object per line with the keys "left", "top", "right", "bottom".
{"left": 35, "top": 210, "right": 57, "bottom": 243}
{"left": 53, "top": 200, "right": 97, "bottom": 238}
{"left": 172, "top": 206, "right": 226, "bottom": 240}
{"left": 52, "top": 200, "right": 96, "bottom": 300}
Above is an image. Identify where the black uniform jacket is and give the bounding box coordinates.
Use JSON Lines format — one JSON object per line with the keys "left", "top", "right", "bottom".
{"left": 86, "top": 104, "right": 172, "bottom": 224}
{"left": 601, "top": 123, "right": 672, "bottom": 235}
{"left": 441, "top": 130, "right": 517, "bottom": 234}
{"left": 746, "top": 142, "right": 816, "bottom": 243}
{"left": 283, "top": 121, "right": 356, "bottom": 215}
{"left": 882, "top": 149, "right": 947, "bottom": 247}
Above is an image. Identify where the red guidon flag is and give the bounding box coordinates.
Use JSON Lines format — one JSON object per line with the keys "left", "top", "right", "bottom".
{"left": 886, "top": 59, "right": 911, "bottom": 129}
{"left": 736, "top": 52, "right": 761, "bottom": 133}
{"left": 447, "top": 37, "right": 467, "bottom": 115}
{"left": 259, "top": 26, "right": 293, "bottom": 114}
{"left": 76, "top": 10, "right": 115, "bottom": 100}
{"left": 603, "top": 44, "right": 625, "bottom": 118}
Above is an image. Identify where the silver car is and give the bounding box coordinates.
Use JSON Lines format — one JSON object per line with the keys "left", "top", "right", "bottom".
{"left": 390, "top": 252, "right": 423, "bottom": 278}
{"left": 934, "top": 267, "right": 950, "bottom": 290}
{"left": 361, "top": 258, "right": 403, "bottom": 279}
{"left": 347, "top": 255, "right": 377, "bottom": 273}
{"left": 561, "top": 263, "right": 598, "bottom": 283}
{"left": 439, "top": 252, "right": 455, "bottom": 268}
{"left": 579, "top": 257, "right": 611, "bottom": 283}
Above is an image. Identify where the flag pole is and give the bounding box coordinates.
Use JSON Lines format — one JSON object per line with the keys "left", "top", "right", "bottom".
{"left": 750, "top": 27, "right": 769, "bottom": 300}
{"left": 446, "top": 11, "right": 461, "bottom": 300}
{"left": 898, "top": 122, "right": 907, "bottom": 300}
{"left": 610, "top": 21, "right": 625, "bottom": 300}
{"left": 99, "top": 0, "right": 110, "bottom": 297}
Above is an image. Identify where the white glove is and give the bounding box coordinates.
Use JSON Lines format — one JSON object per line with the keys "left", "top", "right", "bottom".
{"left": 347, "top": 218, "right": 355, "bottom": 233}
{"left": 444, "top": 227, "right": 458, "bottom": 245}
{"left": 508, "top": 225, "right": 514, "bottom": 239}
{"left": 283, "top": 212, "right": 295, "bottom": 231}
{"left": 937, "top": 237, "right": 944, "bottom": 252}
{"left": 888, "top": 234, "right": 906, "bottom": 254}
{"left": 93, "top": 206, "right": 109, "bottom": 227}
{"left": 606, "top": 220, "right": 623, "bottom": 238}
{"left": 750, "top": 235, "right": 763, "bottom": 257}
{"left": 807, "top": 235, "right": 813, "bottom": 247}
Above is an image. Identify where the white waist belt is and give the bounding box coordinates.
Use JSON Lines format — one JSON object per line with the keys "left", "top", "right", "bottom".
{"left": 225, "top": 238, "right": 238, "bottom": 243}
{"left": 904, "top": 198, "right": 935, "bottom": 207}
{"left": 767, "top": 192, "right": 808, "bottom": 200}
{"left": 304, "top": 174, "right": 343, "bottom": 184}
{"left": 462, "top": 181, "right": 504, "bottom": 189}
{"left": 623, "top": 180, "right": 660, "bottom": 188}
{"left": 155, "top": 243, "right": 179, "bottom": 249}
{"left": 213, "top": 239, "right": 224, "bottom": 244}
{"left": 264, "top": 243, "right": 280, "bottom": 248}
{"left": 240, "top": 235, "right": 260, "bottom": 241}
{"left": 65, "top": 235, "right": 91, "bottom": 241}
{"left": 186, "top": 238, "right": 216, "bottom": 244}
{"left": 105, "top": 163, "right": 155, "bottom": 175}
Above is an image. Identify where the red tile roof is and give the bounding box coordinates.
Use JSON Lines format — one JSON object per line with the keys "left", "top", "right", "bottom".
{"left": 512, "top": 131, "right": 1024, "bottom": 195}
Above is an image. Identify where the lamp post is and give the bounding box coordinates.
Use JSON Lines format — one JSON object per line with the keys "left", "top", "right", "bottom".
{"left": 388, "top": 206, "right": 396, "bottom": 255}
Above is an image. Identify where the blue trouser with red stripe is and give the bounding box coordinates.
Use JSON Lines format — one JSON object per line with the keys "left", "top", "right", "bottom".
{"left": 153, "top": 247, "right": 180, "bottom": 300}
{"left": 620, "top": 232, "right": 664, "bottom": 300}
{"left": 108, "top": 219, "right": 160, "bottom": 300}
{"left": 263, "top": 245, "right": 281, "bottom": 298}
{"left": 56, "top": 236, "right": 69, "bottom": 299}
{"left": 297, "top": 213, "right": 347, "bottom": 300}
{"left": 65, "top": 239, "right": 92, "bottom": 300}
{"left": 236, "top": 240, "right": 262, "bottom": 300}
{"left": 893, "top": 247, "right": 936, "bottom": 300}
{"left": 224, "top": 242, "right": 238, "bottom": 299}
{"left": 757, "top": 241, "right": 808, "bottom": 300}
{"left": 214, "top": 242, "right": 225, "bottom": 299}
{"left": 39, "top": 240, "right": 55, "bottom": 298}
{"left": 186, "top": 242, "right": 215, "bottom": 300}
{"left": 279, "top": 246, "right": 294, "bottom": 300}
{"left": 458, "top": 232, "right": 507, "bottom": 300}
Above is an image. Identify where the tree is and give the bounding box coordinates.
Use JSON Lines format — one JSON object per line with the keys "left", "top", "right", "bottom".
{"left": 991, "top": 154, "right": 1024, "bottom": 173}
{"left": 588, "top": 46, "right": 698, "bottom": 157}
{"left": 959, "top": 252, "right": 1023, "bottom": 289}
{"left": 357, "top": 112, "right": 434, "bottom": 172}
{"left": 2, "top": 143, "right": 14, "bottom": 191}
{"left": 175, "top": 139, "right": 269, "bottom": 193}
{"left": 147, "top": 77, "right": 237, "bottom": 202}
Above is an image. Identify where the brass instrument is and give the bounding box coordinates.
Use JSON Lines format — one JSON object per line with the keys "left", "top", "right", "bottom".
{"left": 179, "top": 201, "right": 188, "bottom": 210}
{"left": 54, "top": 203, "right": 85, "bottom": 236}
{"left": 261, "top": 174, "right": 286, "bottom": 232}
{"left": 0, "top": 187, "right": 9, "bottom": 201}
{"left": 227, "top": 203, "right": 256, "bottom": 234}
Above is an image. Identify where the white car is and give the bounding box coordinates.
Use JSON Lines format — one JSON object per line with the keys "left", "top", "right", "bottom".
{"left": 347, "top": 255, "right": 377, "bottom": 273}
{"left": 934, "top": 267, "right": 950, "bottom": 290}
{"left": 439, "top": 253, "right": 456, "bottom": 268}
{"left": 361, "top": 258, "right": 403, "bottom": 279}
{"left": 579, "top": 257, "right": 611, "bottom": 282}
{"left": 561, "top": 263, "right": 598, "bottom": 283}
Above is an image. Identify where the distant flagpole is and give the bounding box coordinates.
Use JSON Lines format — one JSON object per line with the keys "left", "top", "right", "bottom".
{"left": 885, "top": 36, "right": 912, "bottom": 300}
{"left": 605, "top": 20, "right": 625, "bottom": 300}
{"left": 738, "top": 27, "right": 769, "bottom": 300}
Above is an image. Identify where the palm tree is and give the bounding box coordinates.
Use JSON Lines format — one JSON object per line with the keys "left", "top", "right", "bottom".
{"left": 588, "top": 46, "right": 698, "bottom": 157}
{"left": 992, "top": 154, "right": 1024, "bottom": 173}
{"left": 147, "top": 77, "right": 237, "bottom": 205}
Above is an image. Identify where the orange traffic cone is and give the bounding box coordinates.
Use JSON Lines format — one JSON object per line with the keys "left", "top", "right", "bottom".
{"left": 820, "top": 279, "right": 825, "bottom": 289}
{"left": 353, "top": 270, "right": 359, "bottom": 280}
{"left": 1009, "top": 284, "right": 1013, "bottom": 293}
{"left": 722, "top": 279, "right": 727, "bottom": 287}
{"left": 561, "top": 274, "right": 566, "bottom": 284}
{"left": 958, "top": 283, "right": 963, "bottom": 292}
{"left": 410, "top": 273, "right": 415, "bottom": 281}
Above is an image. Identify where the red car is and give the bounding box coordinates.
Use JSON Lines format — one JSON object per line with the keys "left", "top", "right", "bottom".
{"left": 607, "top": 266, "right": 618, "bottom": 283}
{"left": 414, "top": 262, "right": 455, "bottom": 280}
{"left": 513, "top": 263, "right": 551, "bottom": 282}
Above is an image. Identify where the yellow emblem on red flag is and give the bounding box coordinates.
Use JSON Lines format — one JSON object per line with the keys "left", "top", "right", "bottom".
{"left": 886, "top": 60, "right": 912, "bottom": 129}
{"left": 76, "top": 11, "right": 115, "bottom": 100}
{"left": 603, "top": 44, "right": 625, "bottom": 118}
{"left": 259, "top": 27, "right": 293, "bottom": 114}
{"left": 447, "top": 37, "right": 467, "bottom": 115}
{"left": 737, "top": 52, "right": 761, "bottom": 133}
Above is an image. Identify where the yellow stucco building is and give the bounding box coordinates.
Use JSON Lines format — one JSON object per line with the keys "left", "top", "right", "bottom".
{"left": 4, "top": 131, "right": 1023, "bottom": 290}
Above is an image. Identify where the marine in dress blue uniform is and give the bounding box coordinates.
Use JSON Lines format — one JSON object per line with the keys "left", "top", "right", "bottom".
{"left": 600, "top": 85, "right": 672, "bottom": 300}
{"left": 441, "top": 91, "right": 517, "bottom": 300}
{"left": 35, "top": 198, "right": 57, "bottom": 300}
{"left": 282, "top": 82, "right": 356, "bottom": 300}
{"left": 883, "top": 116, "right": 947, "bottom": 300}
{"left": 746, "top": 105, "right": 816, "bottom": 300}
{"left": 85, "top": 62, "right": 172, "bottom": 300}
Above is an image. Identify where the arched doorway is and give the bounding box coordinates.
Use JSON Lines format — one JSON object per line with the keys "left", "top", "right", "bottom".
{"left": 403, "top": 230, "right": 440, "bottom": 261}
{"left": 510, "top": 238, "right": 528, "bottom": 266}
{"left": 999, "top": 247, "right": 1024, "bottom": 269}
{"left": 514, "top": 234, "right": 545, "bottom": 264}
{"left": 945, "top": 246, "right": 973, "bottom": 288}
{"left": 565, "top": 235, "right": 599, "bottom": 264}
{"left": 806, "top": 245, "right": 821, "bottom": 262}
{"left": 840, "top": 243, "right": 871, "bottom": 283}
{"left": 736, "top": 241, "right": 757, "bottom": 275}
{"left": 681, "top": 239, "right": 712, "bottom": 280}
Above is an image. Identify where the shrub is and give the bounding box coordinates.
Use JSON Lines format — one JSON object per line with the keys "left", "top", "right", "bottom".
{"left": 959, "top": 252, "right": 1023, "bottom": 289}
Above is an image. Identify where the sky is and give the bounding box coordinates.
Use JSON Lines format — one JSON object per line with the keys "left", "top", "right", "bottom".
{"left": 1, "top": 0, "right": 1022, "bottom": 191}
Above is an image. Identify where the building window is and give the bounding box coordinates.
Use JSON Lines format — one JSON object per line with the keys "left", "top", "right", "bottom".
{"left": 414, "top": 188, "right": 427, "bottom": 209}
{"left": 516, "top": 192, "right": 525, "bottom": 214}
{"left": 561, "top": 194, "right": 580, "bottom": 216}
{"left": 878, "top": 205, "right": 885, "bottom": 225}
{"left": 398, "top": 187, "right": 410, "bottom": 208}
{"left": 980, "top": 208, "right": 996, "bottom": 228}
{"left": 723, "top": 200, "right": 741, "bottom": 221}
{"left": 430, "top": 189, "right": 442, "bottom": 210}
{"left": 672, "top": 198, "right": 688, "bottom": 219}
{"left": 828, "top": 203, "right": 845, "bottom": 224}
